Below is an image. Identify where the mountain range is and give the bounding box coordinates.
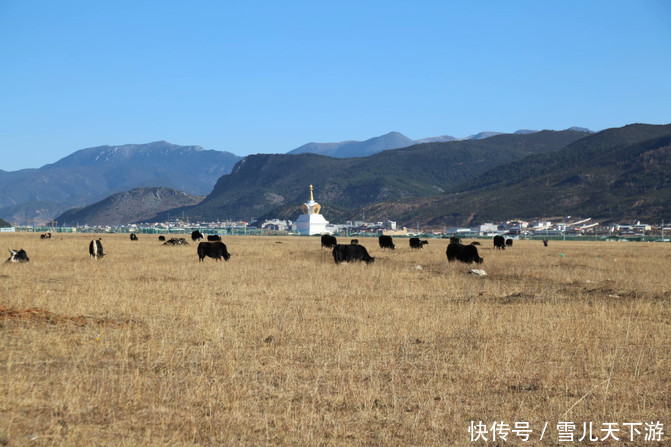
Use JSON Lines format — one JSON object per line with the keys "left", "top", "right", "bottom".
{"left": 286, "top": 128, "right": 594, "bottom": 158}
{"left": 360, "top": 123, "right": 671, "bottom": 226}
{"left": 4, "top": 124, "right": 670, "bottom": 228}
{"left": 164, "top": 129, "right": 590, "bottom": 224}
{"left": 1, "top": 128, "right": 588, "bottom": 225}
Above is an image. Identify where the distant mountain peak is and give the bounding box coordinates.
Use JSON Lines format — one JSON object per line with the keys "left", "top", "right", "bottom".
{"left": 91, "top": 140, "right": 207, "bottom": 156}
{"left": 382, "top": 131, "right": 407, "bottom": 138}
{"left": 47, "top": 141, "right": 235, "bottom": 170}
{"left": 414, "top": 135, "right": 457, "bottom": 144}
{"left": 288, "top": 131, "right": 415, "bottom": 158}
{"left": 465, "top": 131, "right": 506, "bottom": 140}
{"left": 566, "top": 126, "right": 594, "bottom": 133}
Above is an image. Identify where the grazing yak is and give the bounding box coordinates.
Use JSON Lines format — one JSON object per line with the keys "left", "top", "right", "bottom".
{"left": 6, "top": 249, "right": 29, "bottom": 263}
{"left": 130, "top": 233, "right": 138, "bottom": 241}
{"left": 207, "top": 234, "right": 222, "bottom": 242}
{"left": 158, "top": 235, "right": 166, "bottom": 241}
{"left": 493, "top": 235, "right": 506, "bottom": 250}
{"left": 321, "top": 234, "right": 337, "bottom": 248}
{"left": 378, "top": 235, "right": 395, "bottom": 250}
{"left": 350, "top": 239, "right": 359, "bottom": 245}
{"left": 40, "top": 232, "right": 51, "bottom": 239}
{"left": 506, "top": 238, "right": 513, "bottom": 247}
{"left": 332, "top": 244, "right": 375, "bottom": 264}
{"left": 446, "top": 242, "right": 483, "bottom": 264}
{"left": 191, "top": 230, "right": 204, "bottom": 242}
{"left": 163, "top": 237, "right": 189, "bottom": 246}
{"left": 449, "top": 236, "right": 461, "bottom": 244}
{"left": 89, "top": 239, "right": 104, "bottom": 259}
{"left": 197, "top": 241, "right": 231, "bottom": 262}
{"left": 409, "top": 237, "right": 428, "bottom": 249}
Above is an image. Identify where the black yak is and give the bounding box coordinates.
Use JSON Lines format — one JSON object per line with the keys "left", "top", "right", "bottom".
{"left": 446, "top": 242, "right": 483, "bottom": 264}
{"left": 332, "top": 244, "right": 375, "bottom": 264}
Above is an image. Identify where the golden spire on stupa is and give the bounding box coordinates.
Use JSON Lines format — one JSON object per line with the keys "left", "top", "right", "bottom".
{"left": 301, "top": 184, "right": 321, "bottom": 215}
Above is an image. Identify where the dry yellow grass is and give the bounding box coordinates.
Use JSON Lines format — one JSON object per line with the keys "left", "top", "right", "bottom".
{"left": 1, "top": 232, "right": 669, "bottom": 446}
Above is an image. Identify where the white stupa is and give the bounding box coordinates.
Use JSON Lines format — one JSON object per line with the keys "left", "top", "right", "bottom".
{"left": 293, "top": 185, "right": 329, "bottom": 235}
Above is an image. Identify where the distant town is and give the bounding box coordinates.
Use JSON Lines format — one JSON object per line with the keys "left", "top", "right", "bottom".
{"left": 3, "top": 217, "right": 670, "bottom": 242}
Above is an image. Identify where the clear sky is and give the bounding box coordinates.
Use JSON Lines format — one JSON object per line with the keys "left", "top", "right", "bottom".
{"left": 1, "top": 1, "right": 670, "bottom": 171}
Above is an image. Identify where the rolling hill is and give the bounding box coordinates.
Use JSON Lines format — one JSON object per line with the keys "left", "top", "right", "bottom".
{"left": 55, "top": 187, "right": 204, "bottom": 226}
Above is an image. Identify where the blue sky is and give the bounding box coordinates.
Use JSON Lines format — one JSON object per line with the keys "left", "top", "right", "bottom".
{"left": 1, "top": 1, "right": 670, "bottom": 171}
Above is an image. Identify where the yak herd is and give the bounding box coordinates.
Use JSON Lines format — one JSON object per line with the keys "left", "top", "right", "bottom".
{"left": 4, "top": 230, "right": 232, "bottom": 264}
{"left": 6, "top": 230, "right": 520, "bottom": 266}
{"left": 324, "top": 234, "right": 517, "bottom": 265}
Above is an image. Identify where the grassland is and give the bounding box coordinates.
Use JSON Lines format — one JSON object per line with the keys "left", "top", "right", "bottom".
{"left": 1, "top": 233, "right": 669, "bottom": 446}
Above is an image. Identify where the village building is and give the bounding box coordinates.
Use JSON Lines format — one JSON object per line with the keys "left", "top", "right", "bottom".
{"left": 382, "top": 227, "right": 408, "bottom": 236}
{"left": 478, "top": 223, "right": 498, "bottom": 234}
{"left": 259, "top": 219, "right": 291, "bottom": 231}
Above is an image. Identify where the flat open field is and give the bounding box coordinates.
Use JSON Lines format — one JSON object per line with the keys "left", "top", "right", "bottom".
{"left": 1, "top": 233, "right": 669, "bottom": 446}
